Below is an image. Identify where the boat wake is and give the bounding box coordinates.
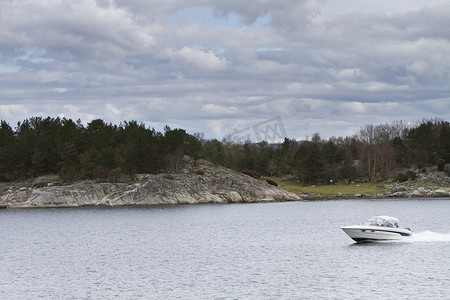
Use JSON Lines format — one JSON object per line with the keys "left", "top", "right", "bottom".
{"left": 404, "top": 231, "right": 450, "bottom": 243}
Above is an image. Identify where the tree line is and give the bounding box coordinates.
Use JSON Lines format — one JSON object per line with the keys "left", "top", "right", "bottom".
{"left": 0, "top": 117, "right": 449, "bottom": 183}
{"left": 202, "top": 119, "right": 449, "bottom": 184}
{"left": 0, "top": 117, "right": 201, "bottom": 181}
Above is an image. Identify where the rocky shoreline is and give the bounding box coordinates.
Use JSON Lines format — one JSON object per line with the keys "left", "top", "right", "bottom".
{"left": 302, "top": 167, "right": 450, "bottom": 199}
{"left": 303, "top": 187, "right": 450, "bottom": 200}
{"left": 0, "top": 158, "right": 301, "bottom": 208}
{"left": 1, "top": 159, "right": 449, "bottom": 208}
{"left": 385, "top": 185, "right": 450, "bottom": 198}
{"left": 384, "top": 168, "right": 450, "bottom": 198}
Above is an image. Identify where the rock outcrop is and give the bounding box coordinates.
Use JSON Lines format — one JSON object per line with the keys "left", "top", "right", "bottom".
{"left": 387, "top": 184, "right": 450, "bottom": 198}
{"left": 0, "top": 158, "right": 301, "bottom": 208}
{"left": 385, "top": 167, "right": 450, "bottom": 198}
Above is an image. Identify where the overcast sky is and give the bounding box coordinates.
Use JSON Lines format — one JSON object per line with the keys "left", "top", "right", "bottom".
{"left": 1, "top": 0, "right": 449, "bottom": 141}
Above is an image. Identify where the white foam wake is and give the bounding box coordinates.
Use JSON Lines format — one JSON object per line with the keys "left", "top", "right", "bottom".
{"left": 406, "top": 231, "right": 450, "bottom": 243}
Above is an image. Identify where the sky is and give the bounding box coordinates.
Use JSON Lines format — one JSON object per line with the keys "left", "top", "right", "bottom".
{"left": 1, "top": 0, "right": 449, "bottom": 141}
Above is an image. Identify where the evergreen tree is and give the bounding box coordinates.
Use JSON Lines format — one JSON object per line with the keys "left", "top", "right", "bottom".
{"left": 295, "top": 143, "right": 325, "bottom": 184}
{"left": 0, "top": 121, "right": 17, "bottom": 180}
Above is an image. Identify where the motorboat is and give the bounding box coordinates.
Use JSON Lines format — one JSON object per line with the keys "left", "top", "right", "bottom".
{"left": 341, "top": 216, "right": 412, "bottom": 243}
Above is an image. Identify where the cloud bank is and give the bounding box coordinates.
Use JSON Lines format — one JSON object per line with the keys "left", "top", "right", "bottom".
{"left": 1, "top": 0, "right": 449, "bottom": 139}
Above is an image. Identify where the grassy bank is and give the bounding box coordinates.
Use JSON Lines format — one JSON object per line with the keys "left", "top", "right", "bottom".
{"left": 272, "top": 179, "right": 388, "bottom": 199}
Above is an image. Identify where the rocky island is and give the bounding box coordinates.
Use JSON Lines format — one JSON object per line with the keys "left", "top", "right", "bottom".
{"left": 0, "top": 157, "right": 301, "bottom": 208}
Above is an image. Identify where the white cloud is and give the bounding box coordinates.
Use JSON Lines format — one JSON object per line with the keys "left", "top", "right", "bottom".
{"left": 0, "top": 64, "right": 20, "bottom": 73}
{"left": 63, "top": 104, "right": 80, "bottom": 114}
{"left": 166, "top": 46, "right": 228, "bottom": 71}
{"left": 106, "top": 103, "right": 122, "bottom": 115}
{"left": 201, "top": 103, "right": 238, "bottom": 116}
{"left": 331, "top": 68, "right": 364, "bottom": 81}
{"left": 49, "top": 88, "right": 68, "bottom": 93}
{"left": 0, "top": 104, "right": 28, "bottom": 121}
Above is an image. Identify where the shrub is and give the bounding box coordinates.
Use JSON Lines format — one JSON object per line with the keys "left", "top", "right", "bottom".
{"left": 445, "top": 164, "right": 450, "bottom": 176}
{"left": 266, "top": 179, "right": 278, "bottom": 187}
{"left": 163, "top": 174, "right": 175, "bottom": 180}
{"left": 436, "top": 158, "right": 445, "bottom": 171}
{"left": 243, "top": 170, "right": 258, "bottom": 178}
{"left": 406, "top": 170, "right": 417, "bottom": 180}
{"left": 397, "top": 171, "right": 416, "bottom": 182}
{"left": 396, "top": 172, "right": 408, "bottom": 182}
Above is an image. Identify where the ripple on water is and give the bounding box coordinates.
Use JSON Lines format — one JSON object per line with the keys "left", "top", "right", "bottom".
{"left": 0, "top": 200, "right": 449, "bottom": 299}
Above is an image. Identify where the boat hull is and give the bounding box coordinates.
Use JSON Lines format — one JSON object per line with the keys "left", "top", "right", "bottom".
{"left": 341, "top": 225, "right": 412, "bottom": 243}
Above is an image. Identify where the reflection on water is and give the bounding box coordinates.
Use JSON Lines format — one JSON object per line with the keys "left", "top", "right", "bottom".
{"left": 0, "top": 199, "right": 449, "bottom": 299}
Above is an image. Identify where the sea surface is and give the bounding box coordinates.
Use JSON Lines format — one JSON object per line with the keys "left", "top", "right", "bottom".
{"left": 1, "top": 198, "right": 449, "bottom": 299}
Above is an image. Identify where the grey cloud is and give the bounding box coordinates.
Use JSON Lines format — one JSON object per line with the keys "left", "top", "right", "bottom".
{"left": 0, "top": 1, "right": 156, "bottom": 63}
{"left": 0, "top": 0, "right": 449, "bottom": 140}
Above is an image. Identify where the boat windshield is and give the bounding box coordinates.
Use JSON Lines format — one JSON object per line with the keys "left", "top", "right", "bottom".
{"left": 361, "top": 216, "right": 403, "bottom": 228}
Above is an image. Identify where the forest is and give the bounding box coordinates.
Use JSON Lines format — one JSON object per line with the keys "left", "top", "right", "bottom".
{"left": 0, "top": 117, "right": 449, "bottom": 184}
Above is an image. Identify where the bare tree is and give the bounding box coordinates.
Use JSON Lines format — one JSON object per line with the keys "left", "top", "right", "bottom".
{"left": 357, "top": 121, "right": 412, "bottom": 179}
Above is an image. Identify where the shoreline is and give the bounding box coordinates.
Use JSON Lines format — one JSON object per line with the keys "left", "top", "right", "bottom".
{"left": 302, "top": 195, "right": 450, "bottom": 201}
{"left": 0, "top": 196, "right": 304, "bottom": 210}
{"left": 1, "top": 164, "right": 449, "bottom": 208}
{"left": 276, "top": 178, "right": 450, "bottom": 200}
{"left": 1, "top": 195, "right": 449, "bottom": 210}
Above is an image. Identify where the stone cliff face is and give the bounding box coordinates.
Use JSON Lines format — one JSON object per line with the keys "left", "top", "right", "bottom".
{"left": 0, "top": 159, "right": 301, "bottom": 208}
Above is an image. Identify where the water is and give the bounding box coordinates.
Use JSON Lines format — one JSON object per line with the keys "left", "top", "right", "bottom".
{"left": 1, "top": 199, "right": 449, "bottom": 299}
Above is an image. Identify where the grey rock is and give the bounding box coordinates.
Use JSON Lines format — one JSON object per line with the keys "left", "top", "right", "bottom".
{"left": 390, "top": 185, "right": 407, "bottom": 193}
{"left": 392, "top": 191, "right": 408, "bottom": 197}
{"left": 1, "top": 159, "right": 301, "bottom": 208}
{"left": 32, "top": 175, "right": 60, "bottom": 188}
{"left": 429, "top": 189, "right": 450, "bottom": 197}
{"left": 411, "top": 189, "right": 427, "bottom": 197}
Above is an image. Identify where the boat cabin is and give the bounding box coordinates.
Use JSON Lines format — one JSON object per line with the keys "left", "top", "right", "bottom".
{"left": 362, "top": 216, "right": 404, "bottom": 228}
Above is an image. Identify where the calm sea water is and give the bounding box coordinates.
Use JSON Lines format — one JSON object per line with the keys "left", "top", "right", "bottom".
{"left": 1, "top": 199, "right": 449, "bottom": 299}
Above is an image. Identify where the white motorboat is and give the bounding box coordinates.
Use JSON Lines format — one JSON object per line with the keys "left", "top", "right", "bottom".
{"left": 341, "top": 216, "right": 412, "bottom": 243}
